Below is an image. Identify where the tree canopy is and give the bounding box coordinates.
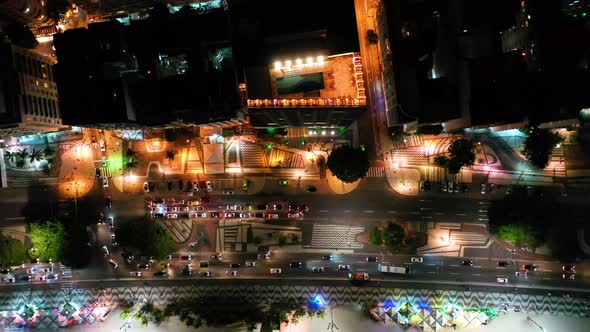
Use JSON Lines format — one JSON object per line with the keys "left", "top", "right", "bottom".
{"left": 116, "top": 218, "right": 175, "bottom": 260}
{"left": 0, "top": 234, "right": 27, "bottom": 268}
{"left": 28, "top": 221, "right": 65, "bottom": 262}
{"left": 522, "top": 127, "right": 563, "bottom": 169}
{"left": 447, "top": 139, "right": 476, "bottom": 173}
{"left": 2, "top": 23, "right": 38, "bottom": 49}
{"left": 326, "top": 145, "right": 370, "bottom": 183}
{"left": 367, "top": 222, "right": 406, "bottom": 252}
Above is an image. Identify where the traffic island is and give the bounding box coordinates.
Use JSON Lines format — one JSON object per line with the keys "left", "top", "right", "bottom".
{"left": 385, "top": 167, "right": 420, "bottom": 196}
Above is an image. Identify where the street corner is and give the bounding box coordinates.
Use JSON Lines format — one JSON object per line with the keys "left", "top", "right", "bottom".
{"left": 326, "top": 170, "right": 361, "bottom": 195}
{"left": 386, "top": 167, "right": 420, "bottom": 196}
{"left": 241, "top": 177, "right": 264, "bottom": 195}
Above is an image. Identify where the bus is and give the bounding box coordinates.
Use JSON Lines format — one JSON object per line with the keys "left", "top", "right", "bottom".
{"left": 378, "top": 264, "right": 411, "bottom": 274}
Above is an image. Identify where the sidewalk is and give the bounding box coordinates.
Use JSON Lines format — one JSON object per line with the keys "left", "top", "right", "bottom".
{"left": 384, "top": 165, "right": 420, "bottom": 196}
{"left": 326, "top": 169, "right": 360, "bottom": 194}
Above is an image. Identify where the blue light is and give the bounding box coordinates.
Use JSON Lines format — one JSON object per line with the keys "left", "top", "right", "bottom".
{"left": 383, "top": 298, "right": 395, "bottom": 310}
{"left": 310, "top": 295, "right": 325, "bottom": 310}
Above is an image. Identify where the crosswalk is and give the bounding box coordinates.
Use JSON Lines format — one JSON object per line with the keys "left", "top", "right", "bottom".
{"left": 391, "top": 146, "right": 427, "bottom": 166}
{"left": 391, "top": 134, "right": 424, "bottom": 149}
{"left": 449, "top": 231, "right": 488, "bottom": 246}
{"left": 101, "top": 166, "right": 112, "bottom": 179}
{"left": 60, "top": 264, "right": 73, "bottom": 293}
{"left": 310, "top": 224, "right": 364, "bottom": 249}
{"left": 366, "top": 166, "right": 385, "bottom": 177}
{"left": 240, "top": 142, "right": 267, "bottom": 167}
{"left": 7, "top": 177, "right": 60, "bottom": 188}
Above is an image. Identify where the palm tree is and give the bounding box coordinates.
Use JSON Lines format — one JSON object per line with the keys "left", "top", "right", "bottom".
{"left": 4, "top": 151, "right": 16, "bottom": 164}
{"left": 15, "top": 149, "right": 29, "bottom": 162}
{"left": 126, "top": 148, "right": 137, "bottom": 159}
{"left": 43, "top": 145, "right": 55, "bottom": 158}
{"left": 29, "top": 148, "right": 43, "bottom": 170}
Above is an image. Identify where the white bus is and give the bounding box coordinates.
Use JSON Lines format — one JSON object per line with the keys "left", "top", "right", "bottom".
{"left": 378, "top": 264, "right": 411, "bottom": 274}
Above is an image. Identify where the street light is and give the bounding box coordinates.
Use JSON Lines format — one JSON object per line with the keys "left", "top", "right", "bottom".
{"left": 69, "top": 181, "right": 85, "bottom": 223}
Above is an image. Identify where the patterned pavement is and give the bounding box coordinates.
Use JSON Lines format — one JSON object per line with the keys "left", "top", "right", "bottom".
{"left": 0, "top": 282, "right": 587, "bottom": 329}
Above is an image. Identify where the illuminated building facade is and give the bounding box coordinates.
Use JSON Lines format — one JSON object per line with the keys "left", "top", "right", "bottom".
{"left": 0, "top": 43, "right": 65, "bottom": 139}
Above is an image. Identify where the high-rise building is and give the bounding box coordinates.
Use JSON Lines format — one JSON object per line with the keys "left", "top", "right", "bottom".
{"left": 0, "top": 42, "right": 64, "bottom": 140}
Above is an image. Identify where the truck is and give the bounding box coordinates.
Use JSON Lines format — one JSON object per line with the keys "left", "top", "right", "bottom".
{"left": 348, "top": 272, "right": 370, "bottom": 281}
{"left": 378, "top": 264, "right": 411, "bottom": 274}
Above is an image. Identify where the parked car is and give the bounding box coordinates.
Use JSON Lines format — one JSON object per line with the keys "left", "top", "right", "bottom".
{"left": 223, "top": 189, "right": 234, "bottom": 195}
{"left": 200, "top": 271, "right": 212, "bottom": 277}
{"left": 563, "top": 265, "right": 576, "bottom": 273}
{"left": 306, "top": 185, "right": 317, "bottom": 192}
{"left": 130, "top": 271, "right": 142, "bottom": 277}
{"left": 419, "top": 181, "right": 425, "bottom": 191}
{"left": 366, "top": 256, "right": 379, "bottom": 262}
{"left": 497, "top": 261, "right": 510, "bottom": 267}
{"left": 411, "top": 257, "right": 423, "bottom": 263}
{"left": 270, "top": 268, "right": 282, "bottom": 274}
{"left": 522, "top": 264, "right": 537, "bottom": 271}
{"left": 105, "top": 196, "right": 112, "bottom": 208}
{"left": 279, "top": 179, "right": 290, "bottom": 185}
{"left": 102, "top": 177, "right": 109, "bottom": 188}
{"left": 257, "top": 204, "right": 268, "bottom": 210}
{"left": 245, "top": 261, "right": 256, "bottom": 267}
{"left": 154, "top": 271, "right": 167, "bottom": 277}
{"left": 481, "top": 183, "right": 488, "bottom": 194}
{"left": 229, "top": 263, "right": 241, "bottom": 268}
{"left": 515, "top": 271, "right": 528, "bottom": 278}
{"left": 289, "top": 261, "right": 302, "bottom": 268}
{"left": 267, "top": 214, "right": 279, "bottom": 219}
{"left": 448, "top": 181, "right": 454, "bottom": 193}
{"left": 206, "top": 181, "right": 213, "bottom": 192}
{"left": 226, "top": 270, "right": 238, "bottom": 276}
{"left": 137, "top": 263, "right": 150, "bottom": 270}
{"left": 321, "top": 255, "right": 333, "bottom": 261}
{"left": 312, "top": 267, "right": 325, "bottom": 273}
{"left": 338, "top": 265, "right": 351, "bottom": 271}
{"left": 461, "top": 260, "right": 473, "bottom": 266}
{"left": 180, "top": 255, "right": 192, "bottom": 261}
{"left": 143, "top": 182, "right": 150, "bottom": 193}
{"left": 441, "top": 181, "right": 448, "bottom": 192}
{"left": 258, "top": 252, "right": 270, "bottom": 260}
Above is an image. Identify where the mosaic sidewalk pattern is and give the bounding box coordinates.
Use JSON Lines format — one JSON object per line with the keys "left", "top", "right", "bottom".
{"left": 0, "top": 284, "right": 587, "bottom": 329}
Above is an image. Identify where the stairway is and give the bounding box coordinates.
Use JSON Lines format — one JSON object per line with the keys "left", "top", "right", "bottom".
{"left": 223, "top": 226, "right": 238, "bottom": 252}
{"left": 352, "top": 53, "right": 366, "bottom": 100}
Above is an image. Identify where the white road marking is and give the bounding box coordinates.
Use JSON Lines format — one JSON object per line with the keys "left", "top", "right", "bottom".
{"left": 343, "top": 210, "right": 352, "bottom": 213}
{"left": 433, "top": 212, "right": 445, "bottom": 215}
{"left": 449, "top": 272, "right": 459, "bottom": 275}
{"left": 320, "top": 210, "right": 328, "bottom": 213}
{"left": 542, "top": 278, "right": 552, "bottom": 280}
{"left": 420, "top": 207, "right": 432, "bottom": 211}
{"left": 456, "top": 213, "right": 467, "bottom": 216}
{"left": 422, "top": 216, "right": 433, "bottom": 219}
{"left": 356, "top": 269, "right": 367, "bottom": 272}
{"left": 411, "top": 212, "right": 420, "bottom": 215}
{"left": 478, "top": 201, "right": 491, "bottom": 205}
{"left": 478, "top": 210, "right": 487, "bottom": 213}
{"left": 310, "top": 260, "right": 320, "bottom": 263}
{"left": 472, "top": 274, "right": 481, "bottom": 276}
{"left": 478, "top": 218, "right": 489, "bottom": 221}
{"left": 363, "top": 210, "right": 374, "bottom": 213}
{"left": 420, "top": 200, "right": 432, "bottom": 202}
{"left": 473, "top": 266, "right": 483, "bottom": 268}
{"left": 387, "top": 211, "right": 397, "bottom": 214}
{"left": 426, "top": 264, "right": 436, "bottom": 266}
{"left": 426, "top": 271, "right": 436, "bottom": 274}
{"left": 539, "top": 269, "right": 552, "bottom": 272}
{"left": 449, "top": 264, "right": 459, "bottom": 267}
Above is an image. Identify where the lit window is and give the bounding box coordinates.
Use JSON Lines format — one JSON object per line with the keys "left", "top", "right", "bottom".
{"left": 274, "top": 61, "right": 281, "bottom": 70}
{"left": 306, "top": 57, "right": 313, "bottom": 64}
{"left": 316, "top": 56, "right": 324, "bottom": 63}
{"left": 295, "top": 58, "right": 303, "bottom": 65}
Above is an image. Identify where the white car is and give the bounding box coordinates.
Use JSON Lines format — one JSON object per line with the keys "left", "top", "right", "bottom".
{"left": 166, "top": 213, "right": 178, "bottom": 219}
{"left": 338, "top": 265, "right": 351, "bottom": 271}
{"left": 448, "top": 181, "right": 454, "bottom": 193}
{"left": 419, "top": 181, "right": 425, "bottom": 191}
{"left": 143, "top": 182, "right": 149, "bottom": 193}
{"left": 244, "top": 261, "right": 256, "bottom": 267}
{"left": 441, "top": 181, "right": 448, "bottom": 192}
{"left": 239, "top": 213, "right": 251, "bottom": 218}
{"left": 100, "top": 142, "right": 106, "bottom": 151}
{"left": 270, "top": 268, "right": 282, "bottom": 274}
{"left": 515, "top": 271, "right": 528, "bottom": 278}
{"left": 193, "top": 206, "right": 205, "bottom": 211}
{"left": 130, "top": 271, "right": 142, "bottom": 277}
{"left": 194, "top": 213, "right": 207, "bottom": 218}
{"left": 223, "top": 189, "right": 234, "bottom": 195}
{"left": 496, "top": 277, "right": 508, "bottom": 284}
{"left": 109, "top": 259, "right": 119, "bottom": 269}
{"left": 226, "top": 270, "right": 238, "bottom": 276}
{"left": 226, "top": 205, "right": 238, "bottom": 210}
{"left": 411, "top": 257, "right": 423, "bottom": 263}
{"left": 206, "top": 181, "right": 213, "bottom": 192}
{"left": 267, "top": 214, "right": 279, "bottom": 219}
{"left": 312, "top": 267, "right": 325, "bottom": 273}
{"left": 102, "top": 177, "right": 109, "bottom": 188}
{"left": 101, "top": 245, "right": 109, "bottom": 256}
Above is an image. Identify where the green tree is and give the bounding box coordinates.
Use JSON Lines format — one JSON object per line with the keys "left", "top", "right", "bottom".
{"left": 0, "top": 234, "right": 28, "bottom": 268}
{"left": 367, "top": 29, "right": 379, "bottom": 44}
{"left": 433, "top": 155, "right": 449, "bottom": 167}
{"left": 164, "top": 129, "right": 178, "bottom": 142}
{"left": 448, "top": 138, "right": 476, "bottom": 172}
{"left": 326, "top": 145, "right": 370, "bottom": 183}
{"left": 15, "top": 149, "right": 29, "bottom": 163}
{"left": 368, "top": 227, "right": 382, "bottom": 245}
{"left": 126, "top": 158, "right": 139, "bottom": 170}
{"left": 4, "top": 151, "right": 16, "bottom": 164}
{"left": 495, "top": 224, "right": 540, "bottom": 251}
{"left": 45, "top": 0, "right": 70, "bottom": 22}
{"left": 43, "top": 145, "right": 55, "bottom": 158}
{"left": 29, "top": 221, "right": 65, "bottom": 262}
{"left": 522, "top": 127, "right": 563, "bottom": 169}
{"left": 29, "top": 148, "right": 43, "bottom": 169}
{"left": 116, "top": 218, "right": 175, "bottom": 260}
{"left": 382, "top": 222, "right": 406, "bottom": 252}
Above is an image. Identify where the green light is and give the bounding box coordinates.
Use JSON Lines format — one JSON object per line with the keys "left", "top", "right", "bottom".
{"left": 266, "top": 144, "right": 272, "bottom": 149}
{"left": 582, "top": 12, "right": 587, "bottom": 17}
{"left": 266, "top": 128, "right": 276, "bottom": 134}
{"left": 301, "top": 140, "right": 305, "bottom": 145}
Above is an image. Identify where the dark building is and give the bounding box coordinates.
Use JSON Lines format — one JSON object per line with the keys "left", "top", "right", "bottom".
{"left": 53, "top": 5, "right": 243, "bottom": 129}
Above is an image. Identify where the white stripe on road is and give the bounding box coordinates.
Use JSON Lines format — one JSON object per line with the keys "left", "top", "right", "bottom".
{"left": 472, "top": 274, "right": 481, "bottom": 276}
{"left": 343, "top": 210, "right": 352, "bottom": 213}
{"left": 320, "top": 210, "right": 328, "bottom": 213}
{"left": 411, "top": 212, "right": 420, "bottom": 215}
{"left": 387, "top": 211, "right": 397, "bottom": 214}
{"left": 456, "top": 213, "right": 467, "bottom": 216}
{"left": 450, "top": 265, "right": 459, "bottom": 267}
{"left": 473, "top": 266, "right": 483, "bottom": 268}
{"left": 539, "top": 269, "right": 552, "bottom": 272}
{"left": 4, "top": 217, "right": 25, "bottom": 220}
{"left": 363, "top": 211, "right": 374, "bottom": 213}
{"left": 449, "top": 272, "right": 459, "bottom": 275}
{"left": 420, "top": 207, "right": 432, "bottom": 211}
{"left": 422, "top": 216, "right": 433, "bottom": 219}
{"left": 426, "top": 272, "right": 436, "bottom": 274}
{"left": 419, "top": 200, "right": 432, "bottom": 202}
{"left": 426, "top": 264, "right": 436, "bottom": 266}
{"left": 433, "top": 212, "right": 445, "bottom": 215}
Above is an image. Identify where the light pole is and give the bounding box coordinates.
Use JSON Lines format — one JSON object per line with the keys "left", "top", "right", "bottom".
{"left": 69, "top": 181, "right": 84, "bottom": 223}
